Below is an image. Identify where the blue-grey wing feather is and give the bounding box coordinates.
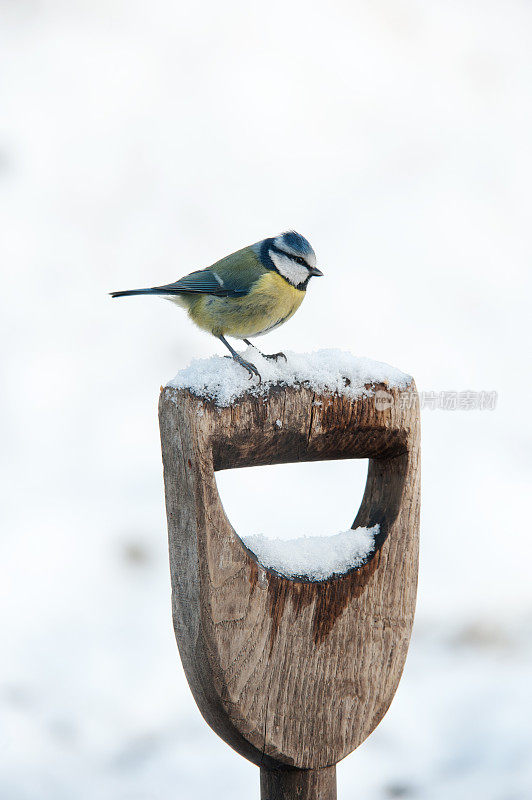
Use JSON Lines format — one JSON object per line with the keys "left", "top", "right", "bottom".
{"left": 158, "top": 269, "right": 246, "bottom": 298}
{"left": 157, "top": 247, "right": 266, "bottom": 298}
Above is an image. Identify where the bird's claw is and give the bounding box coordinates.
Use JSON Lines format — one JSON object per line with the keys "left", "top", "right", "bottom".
{"left": 234, "top": 355, "right": 261, "bottom": 382}
{"left": 243, "top": 341, "right": 286, "bottom": 363}
{"left": 264, "top": 351, "right": 287, "bottom": 362}
{"left": 243, "top": 361, "right": 261, "bottom": 382}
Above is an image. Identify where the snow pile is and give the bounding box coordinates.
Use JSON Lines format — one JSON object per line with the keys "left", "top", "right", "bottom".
{"left": 241, "top": 524, "right": 378, "bottom": 580}
{"left": 167, "top": 348, "right": 411, "bottom": 406}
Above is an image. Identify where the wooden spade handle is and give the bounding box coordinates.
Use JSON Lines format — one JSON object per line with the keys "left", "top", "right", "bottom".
{"left": 159, "top": 382, "right": 420, "bottom": 798}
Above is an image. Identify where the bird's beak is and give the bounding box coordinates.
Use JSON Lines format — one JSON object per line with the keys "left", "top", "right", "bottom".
{"left": 309, "top": 266, "right": 324, "bottom": 277}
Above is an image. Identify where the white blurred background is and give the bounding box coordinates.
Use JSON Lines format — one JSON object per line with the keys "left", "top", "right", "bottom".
{"left": 1, "top": 1, "right": 531, "bottom": 798}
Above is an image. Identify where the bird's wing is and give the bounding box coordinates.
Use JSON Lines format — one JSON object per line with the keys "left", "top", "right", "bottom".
{"left": 157, "top": 270, "right": 238, "bottom": 297}
{"left": 156, "top": 246, "right": 265, "bottom": 299}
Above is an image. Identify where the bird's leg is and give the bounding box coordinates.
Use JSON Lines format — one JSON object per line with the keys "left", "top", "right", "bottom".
{"left": 243, "top": 339, "right": 287, "bottom": 363}
{"left": 219, "top": 336, "right": 261, "bottom": 381}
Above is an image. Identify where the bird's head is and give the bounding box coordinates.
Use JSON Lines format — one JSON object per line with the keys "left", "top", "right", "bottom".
{"left": 257, "top": 231, "right": 323, "bottom": 289}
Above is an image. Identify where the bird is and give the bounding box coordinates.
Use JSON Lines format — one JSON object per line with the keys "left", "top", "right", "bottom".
{"left": 110, "top": 230, "right": 323, "bottom": 380}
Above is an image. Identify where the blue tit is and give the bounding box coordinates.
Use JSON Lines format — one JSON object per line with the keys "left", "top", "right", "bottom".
{"left": 111, "top": 230, "right": 323, "bottom": 380}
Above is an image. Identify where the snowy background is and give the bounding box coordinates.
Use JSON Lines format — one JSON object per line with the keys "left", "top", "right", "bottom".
{"left": 1, "top": 1, "right": 531, "bottom": 798}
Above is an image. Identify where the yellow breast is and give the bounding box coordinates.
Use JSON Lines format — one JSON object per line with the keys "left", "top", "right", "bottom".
{"left": 186, "top": 272, "right": 306, "bottom": 338}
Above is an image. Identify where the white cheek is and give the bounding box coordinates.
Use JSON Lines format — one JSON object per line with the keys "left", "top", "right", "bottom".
{"left": 306, "top": 251, "right": 317, "bottom": 269}
{"left": 269, "top": 251, "right": 309, "bottom": 286}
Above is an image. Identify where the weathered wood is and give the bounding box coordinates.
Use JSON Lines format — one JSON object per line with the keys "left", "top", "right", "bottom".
{"left": 159, "top": 381, "right": 420, "bottom": 796}
{"left": 260, "top": 765, "right": 337, "bottom": 800}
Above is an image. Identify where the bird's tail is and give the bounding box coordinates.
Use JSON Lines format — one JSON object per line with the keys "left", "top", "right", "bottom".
{"left": 110, "top": 287, "right": 174, "bottom": 298}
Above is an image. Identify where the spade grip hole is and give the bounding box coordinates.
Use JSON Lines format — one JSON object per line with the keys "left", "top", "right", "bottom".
{"left": 215, "top": 459, "right": 369, "bottom": 540}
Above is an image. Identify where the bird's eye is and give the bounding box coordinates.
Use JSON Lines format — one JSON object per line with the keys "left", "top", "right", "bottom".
{"left": 295, "top": 256, "right": 307, "bottom": 266}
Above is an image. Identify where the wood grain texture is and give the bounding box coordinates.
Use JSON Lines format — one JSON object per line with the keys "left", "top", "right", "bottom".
{"left": 159, "top": 381, "right": 420, "bottom": 774}
{"left": 260, "top": 766, "right": 337, "bottom": 800}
